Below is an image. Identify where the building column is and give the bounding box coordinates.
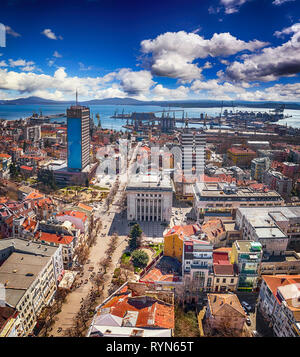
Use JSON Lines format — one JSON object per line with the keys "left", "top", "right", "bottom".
{"left": 135, "top": 198, "right": 137, "bottom": 221}
{"left": 152, "top": 199, "right": 154, "bottom": 222}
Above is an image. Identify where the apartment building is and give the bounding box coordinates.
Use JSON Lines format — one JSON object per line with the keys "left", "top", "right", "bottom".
{"left": 213, "top": 250, "right": 238, "bottom": 292}
{"left": 264, "top": 170, "right": 293, "bottom": 197}
{"left": 182, "top": 238, "right": 214, "bottom": 301}
{"left": 180, "top": 131, "right": 205, "bottom": 177}
{"left": 236, "top": 207, "right": 289, "bottom": 256}
{"left": 0, "top": 243, "right": 62, "bottom": 336}
{"left": 236, "top": 206, "right": 300, "bottom": 252}
{"left": 258, "top": 275, "right": 300, "bottom": 337}
{"left": 230, "top": 241, "right": 262, "bottom": 292}
{"left": 227, "top": 146, "right": 256, "bottom": 168}
{"left": 251, "top": 157, "right": 270, "bottom": 182}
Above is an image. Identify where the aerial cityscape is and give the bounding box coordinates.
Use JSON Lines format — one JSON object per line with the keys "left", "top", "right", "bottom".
{"left": 1, "top": 0, "right": 300, "bottom": 342}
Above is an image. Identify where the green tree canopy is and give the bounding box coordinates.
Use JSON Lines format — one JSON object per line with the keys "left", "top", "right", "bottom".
{"left": 131, "top": 250, "right": 149, "bottom": 268}
{"left": 129, "top": 223, "right": 142, "bottom": 250}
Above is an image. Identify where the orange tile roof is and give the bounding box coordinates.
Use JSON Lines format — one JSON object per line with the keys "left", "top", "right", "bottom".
{"left": 77, "top": 203, "right": 93, "bottom": 212}
{"left": 228, "top": 147, "right": 256, "bottom": 155}
{"left": 102, "top": 293, "right": 174, "bottom": 329}
{"left": 141, "top": 268, "right": 178, "bottom": 283}
{"left": 165, "top": 224, "right": 201, "bottom": 240}
{"left": 262, "top": 275, "right": 300, "bottom": 302}
{"left": 22, "top": 217, "right": 37, "bottom": 232}
{"left": 20, "top": 165, "right": 33, "bottom": 171}
{"left": 57, "top": 210, "right": 87, "bottom": 222}
{"left": 0, "top": 153, "right": 11, "bottom": 159}
{"left": 201, "top": 219, "right": 225, "bottom": 242}
{"left": 36, "top": 231, "right": 74, "bottom": 245}
{"left": 26, "top": 191, "right": 44, "bottom": 200}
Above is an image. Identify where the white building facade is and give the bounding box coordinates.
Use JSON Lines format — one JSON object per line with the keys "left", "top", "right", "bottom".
{"left": 126, "top": 174, "right": 173, "bottom": 222}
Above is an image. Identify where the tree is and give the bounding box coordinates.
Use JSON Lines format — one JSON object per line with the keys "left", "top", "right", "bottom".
{"left": 129, "top": 223, "right": 142, "bottom": 250}
{"left": 131, "top": 250, "right": 149, "bottom": 268}
{"left": 37, "top": 168, "right": 57, "bottom": 190}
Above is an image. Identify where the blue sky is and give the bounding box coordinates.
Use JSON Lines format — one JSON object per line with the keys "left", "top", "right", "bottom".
{"left": 0, "top": 0, "right": 299, "bottom": 102}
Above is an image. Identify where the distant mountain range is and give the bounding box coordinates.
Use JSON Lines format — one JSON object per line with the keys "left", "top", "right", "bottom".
{"left": 0, "top": 96, "right": 300, "bottom": 110}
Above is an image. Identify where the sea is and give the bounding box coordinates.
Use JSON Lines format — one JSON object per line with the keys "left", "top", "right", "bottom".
{"left": 0, "top": 104, "right": 300, "bottom": 130}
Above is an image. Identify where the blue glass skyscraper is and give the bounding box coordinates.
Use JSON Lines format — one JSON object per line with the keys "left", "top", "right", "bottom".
{"left": 67, "top": 105, "right": 90, "bottom": 171}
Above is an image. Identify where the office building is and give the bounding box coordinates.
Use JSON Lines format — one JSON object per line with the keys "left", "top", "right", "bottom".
{"left": 67, "top": 105, "right": 90, "bottom": 171}
{"left": 126, "top": 174, "right": 173, "bottom": 222}
{"left": 193, "top": 181, "right": 284, "bottom": 221}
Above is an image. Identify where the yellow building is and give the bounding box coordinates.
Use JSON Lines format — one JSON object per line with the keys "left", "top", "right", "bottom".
{"left": 227, "top": 147, "right": 256, "bottom": 168}
{"left": 164, "top": 224, "right": 201, "bottom": 262}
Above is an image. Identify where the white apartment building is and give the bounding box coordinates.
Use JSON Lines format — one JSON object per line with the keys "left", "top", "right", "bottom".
{"left": 258, "top": 275, "right": 300, "bottom": 337}
{"left": 182, "top": 237, "right": 214, "bottom": 301}
{"left": 193, "top": 181, "right": 284, "bottom": 221}
{"left": 0, "top": 241, "right": 63, "bottom": 336}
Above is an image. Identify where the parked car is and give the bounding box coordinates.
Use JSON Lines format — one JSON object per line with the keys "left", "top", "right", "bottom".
{"left": 246, "top": 317, "right": 251, "bottom": 326}
{"left": 242, "top": 301, "right": 251, "bottom": 312}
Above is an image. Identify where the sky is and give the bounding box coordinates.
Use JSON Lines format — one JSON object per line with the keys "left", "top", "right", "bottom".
{"left": 0, "top": 0, "right": 299, "bottom": 102}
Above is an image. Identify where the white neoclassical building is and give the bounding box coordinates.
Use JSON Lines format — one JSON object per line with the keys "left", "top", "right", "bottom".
{"left": 126, "top": 174, "right": 173, "bottom": 222}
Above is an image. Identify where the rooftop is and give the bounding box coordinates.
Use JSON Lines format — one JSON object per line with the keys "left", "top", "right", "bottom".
{"left": 126, "top": 174, "right": 173, "bottom": 191}
{"left": 207, "top": 293, "right": 245, "bottom": 317}
{"left": 0, "top": 252, "right": 52, "bottom": 307}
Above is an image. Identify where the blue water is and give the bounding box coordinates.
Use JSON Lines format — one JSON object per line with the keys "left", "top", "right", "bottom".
{"left": 0, "top": 104, "right": 299, "bottom": 130}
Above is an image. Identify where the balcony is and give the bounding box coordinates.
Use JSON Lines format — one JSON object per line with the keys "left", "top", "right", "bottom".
{"left": 240, "top": 270, "right": 258, "bottom": 275}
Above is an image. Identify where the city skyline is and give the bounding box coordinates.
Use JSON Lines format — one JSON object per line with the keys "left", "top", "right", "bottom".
{"left": 0, "top": 0, "right": 299, "bottom": 103}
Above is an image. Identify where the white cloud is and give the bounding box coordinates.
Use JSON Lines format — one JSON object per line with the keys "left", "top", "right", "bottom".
{"left": 141, "top": 31, "right": 267, "bottom": 82}
{"left": 220, "top": 0, "right": 251, "bottom": 14}
{"left": 203, "top": 61, "right": 213, "bottom": 69}
{"left": 79, "top": 62, "right": 92, "bottom": 71}
{"left": 152, "top": 84, "right": 189, "bottom": 100}
{"left": 274, "top": 23, "right": 300, "bottom": 38}
{"left": 5, "top": 26, "right": 21, "bottom": 37}
{"left": 41, "top": 29, "right": 62, "bottom": 40}
{"left": 0, "top": 60, "right": 8, "bottom": 67}
{"left": 0, "top": 66, "right": 155, "bottom": 101}
{"left": 53, "top": 51, "right": 62, "bottom": 58}
{"left": 273, "top": 0, "right": 295, "bottom": 5}
{"left": 117, "top": 69, "right": 155, "bottom": 95}
{"left": 225, "top": 23, "right": 300, "bottom": 81}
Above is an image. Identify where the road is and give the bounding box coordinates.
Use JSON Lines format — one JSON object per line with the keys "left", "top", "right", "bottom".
{"left": 49, "top": 142, "right": 140, "bottom": 337}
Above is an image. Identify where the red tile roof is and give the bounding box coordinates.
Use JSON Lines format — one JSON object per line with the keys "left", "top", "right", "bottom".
{"left": 20, "top": 165, "right": 33, "bottom": 171}
{"left": 0, "top": 153, "right": 11, "bottom": 159}
{"left": 102, "top": 293, "right": 174, "bottom": 329}
{"left": 140, "top": 268, "right": 179, "bottom": 283}
{"left": 57, "top": 210, "right": 87, "bottom": 222}
{"left": 36, "top": 231, "right": 74, "bottom": 245}
{"left": 165, "top": 224, "right": 201, "bottom": 239}
{"left": 262, "top": 275, "right": 300, "bottom": 303}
